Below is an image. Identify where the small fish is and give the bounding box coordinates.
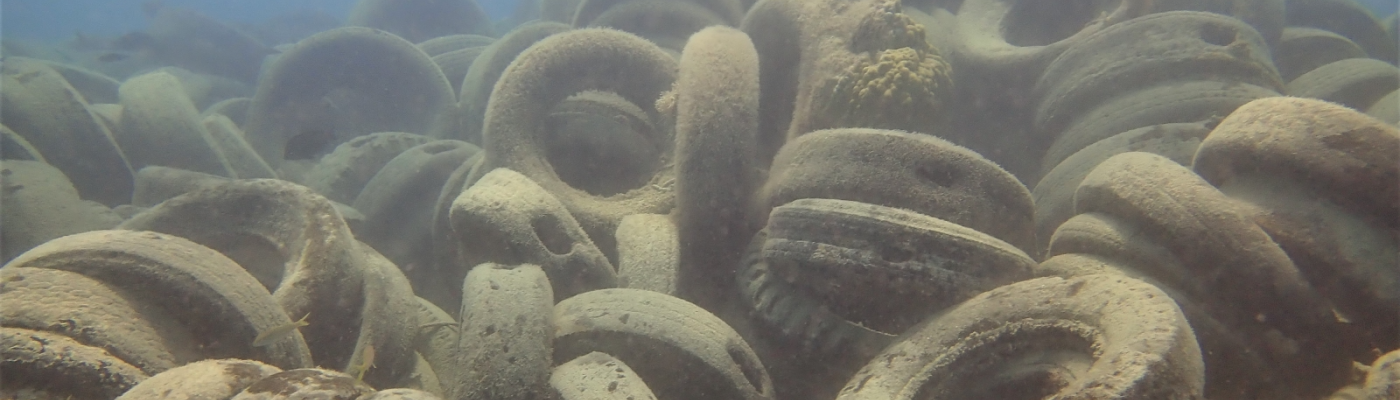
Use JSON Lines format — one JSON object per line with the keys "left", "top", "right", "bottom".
{"left": 96, "top": 52, "right": 130, "bottom": 63}
{"left": 253, "top": 313, "right": 309, "bottom": 347}
{"left": 349, "top": 344, "right": 375, "bottom": 382}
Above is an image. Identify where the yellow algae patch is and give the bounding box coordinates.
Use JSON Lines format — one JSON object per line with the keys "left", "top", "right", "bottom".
{"left": 824, "top": 46, "right": 953, "bottom": 132}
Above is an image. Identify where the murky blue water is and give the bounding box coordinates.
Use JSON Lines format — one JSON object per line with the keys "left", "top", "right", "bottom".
{"left": 1, "top": 1, "right": 1397, "bottom": 399}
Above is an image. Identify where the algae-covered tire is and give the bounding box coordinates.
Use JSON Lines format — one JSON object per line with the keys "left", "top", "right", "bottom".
{"left": 1274, "top": 27, "right": 1368, "bottom": 81}
{"left": 954, "top": 0, "right": 1149, "bottom": 84}
{"left": 36, "top": 60, "right": 121, "bottom": 105}
{"left": 835, "top": 274, "right": 1204, "bottom": 400}
{"left": 412, "top": 297, "right": 459, "bottom": 385}
{"left": 1039, "top": 80, "right": 1277, "bottom": 176}
{"left": 118, "top": 180, "right": 368, "bottom": 370}
{"left": 1033, "top": 122, "right": 1213, "bottom": 254}
{"left": 352, "top": 139, "right": 479, "bottom": 270}
{"left": 129, "top": 166, "right": 232, "bottom": 208}
{"left": 116, "top": 359, "right": 282, "bottom": 400}
{"left": 1364, "top": 350, "right": 1400, "bottom": 400}
{"left": 737, "top": 230, "right": 895, "bottom": 361}
{"left": 763, "top": 198, "right": 1034, "bottom": 333}
{"left": 1079, "top": 151, "right": 1351, "bottom": 396}
{"left": 450, "top": 263, "right": 555, "bottom": 400}
{"left": 4, "top": 230, "right": 315, "bottom": 370}
{"left": 116, "top": 71, "right": 233, "bottom": 176}
{"left": 352, "top": 245, "right": 423, "bottom": 390}
{"left": 554, "top": 288, "right": 775, "bottom": 400}
{"left": 417, "top": 34, "right": 496, "bottom": 57}
{"left": 1286, "top": 57, "right": 1400, "bottom": 111}
{"left": 1194, "top": 97, "right": 1399, "bottom": 235}
{"left": 1, "top": 327, "right": 148, "bottom": 399}
{"left": 672, "top": 26, "right": 760, "bottom": 307}
{"left": 0, "top": 161, "right": 123, "bottom": 262}
{"left": 0, "top": 267, "right": 197, "bottom": 375}
{"left": 1366, "top": 89, "right": 1399, "bottom": 123}
{"left": 347, "top": 0, "right": 492, "bottom": 43}
{"left": 1286, "top": 0, "right": 1398, "bottom": 64}
{"left": 0, "top": 57, "right": 134, "bottom": 206}
{"left": 203, "top": 97, "right": 252, "bottom": 126}
{"left": 454, "top": 21, "right": 572, "bottom": 144}
{"left": 1192, "top": 97, "right": 1400, "bottom": 353}
{"left": 615, "top": 213, "right": 681, "bottom": 296}
{"left": 1042, "top": 219, "right": 1317, "bottom": 399}
{"left": 544, "top": 90, "right": 664, "bottom": 198}
{"left": 244, "top": 27, "right": 455, "bottom": 168}
{"left": 469, "top": 28, "right": 677, "bottom": 261}
{"left": 759, "top": 128, "right": 1034, "bottom": 253}
{"left": 1033, "top": 11, "right": 1282, "bottom": 139}
{"left": 0, "top": 124, "right": 45, "bottom": 162}
{"left": 232, "top": 368, "right": 375, "bottom": 400}
{"left": 449, "top": 168, "right": 617, "bottom": 302}
{"left": 432, "top": 46, "right": 488, "bottom": 94}
{"left": 427, "top": 152, "right": 483, "bottom": 310}
{"left": 204, "top": 114, "right": 278, "bottom": 179}
{"left": 304, "top": 132, "right": 436, "bottom": 204}
{"left": 550, "top": 352, "right": 659, "bottom": 400}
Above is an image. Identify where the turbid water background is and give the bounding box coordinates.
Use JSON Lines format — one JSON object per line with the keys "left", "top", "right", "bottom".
{"left": 0, "top": 0, "right": 518, "bottom": 41}
{"left": 1, "top": 0, "right": 1392, "bottom": 42}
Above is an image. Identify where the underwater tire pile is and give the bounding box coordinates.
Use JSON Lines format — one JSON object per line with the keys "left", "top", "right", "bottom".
{"left": 2, "top": 0, "right": 1399, "bottom": 399}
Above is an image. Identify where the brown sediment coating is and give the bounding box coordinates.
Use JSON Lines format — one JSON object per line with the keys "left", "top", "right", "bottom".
{"left": 115, "top": 359, "right": 282, "bottom": 400}
{"left": 1, "top": 327, "right": 149, "bottom": 399}
{"left": 235, "top": 368, "right": 375, "bottom": 398}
